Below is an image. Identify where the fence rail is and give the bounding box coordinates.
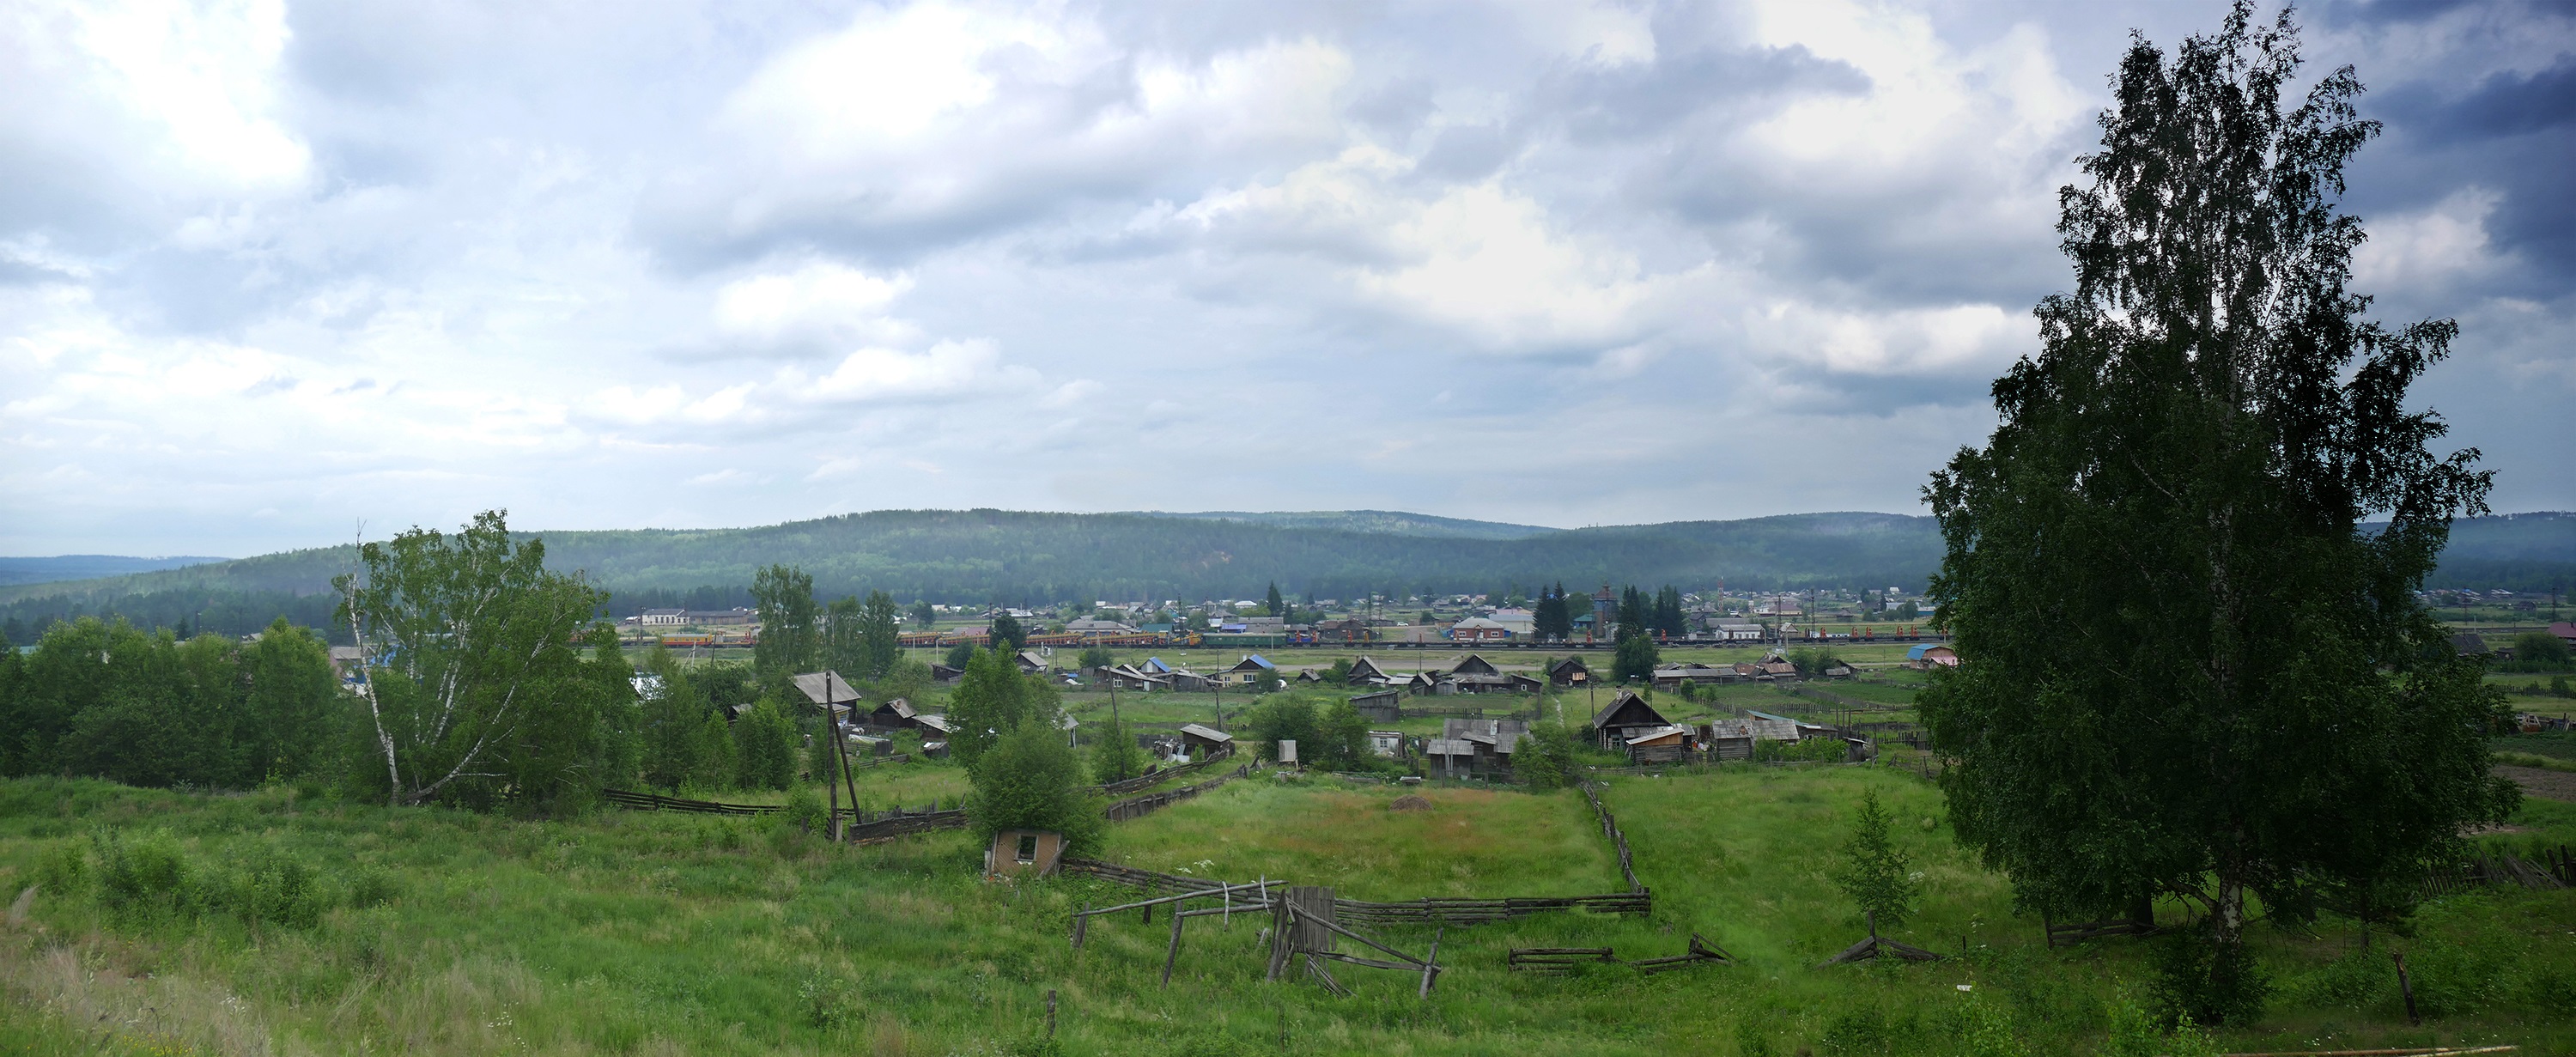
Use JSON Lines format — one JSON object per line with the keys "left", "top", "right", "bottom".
{"left": 1581, "top": 782, "right": 1647, "bottom": 896}
{"left": 1095, "top": 750, "right": 1230, "bottom": 797}
{"left": 1103, "top": 765, "right": 1250, "bottom": 823}
{"left": 1060, "top": 859, "right": 1650, "bottom": 924}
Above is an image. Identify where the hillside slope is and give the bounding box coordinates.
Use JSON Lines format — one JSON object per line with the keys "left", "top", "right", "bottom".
{"left": 5, "top": 510, "right": 2567, "bottom": 640}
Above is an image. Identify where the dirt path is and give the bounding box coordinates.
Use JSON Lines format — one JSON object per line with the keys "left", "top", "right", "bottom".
{"left": 2498, "top": 764, "right": 2576, "bottom": 802}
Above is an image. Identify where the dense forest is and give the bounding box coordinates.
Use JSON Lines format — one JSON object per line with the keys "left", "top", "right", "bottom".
{"left": 3, "top": 509, "right": 2569, "bottom": 644}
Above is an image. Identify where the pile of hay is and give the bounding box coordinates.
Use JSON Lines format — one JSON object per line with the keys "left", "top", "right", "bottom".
{"left": 1388, "top": 794, "right": 1433, "bottom": 812}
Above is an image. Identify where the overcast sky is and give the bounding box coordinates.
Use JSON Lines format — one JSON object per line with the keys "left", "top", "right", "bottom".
{"left": 3, "top": 0, "right": 2570, "bottom": 556}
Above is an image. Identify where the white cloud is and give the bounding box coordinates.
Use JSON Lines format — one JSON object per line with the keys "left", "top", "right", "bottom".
{"left": 2353, "top": 187, "right": 2502, "bottom": 290}
{"left": 714, "top": 260, "right": 913, "bottom": 343}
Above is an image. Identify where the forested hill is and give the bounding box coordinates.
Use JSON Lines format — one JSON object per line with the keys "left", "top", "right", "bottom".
{"left": 0, "top": 555, "right": 229, "bottom": 586}
{"left": 4, "top": 509, "right": 2569, "bottom": 641}
{"left": 0, "top": 510, "right": 1938, "bottom": 635}
{"left": 1123, "top": 510, "right": 1558, "bottom": 540}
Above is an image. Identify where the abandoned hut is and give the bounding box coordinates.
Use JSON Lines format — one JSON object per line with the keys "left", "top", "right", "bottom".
{"left": 1352, "top": 688, "right": 1403, "bottom": 722}
{"left": 1546, "top": 656, "right": 1589, "bottom": 685}
{"left": 1179, "top": 723, "right": 1236, "bottom": 759}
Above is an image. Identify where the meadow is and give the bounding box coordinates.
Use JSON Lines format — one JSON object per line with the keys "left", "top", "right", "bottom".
{"left": 3, "top": 760, "right": 2572, "bottom": 1057}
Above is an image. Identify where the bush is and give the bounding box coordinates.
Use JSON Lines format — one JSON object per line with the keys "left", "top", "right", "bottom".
{"left": 1756, "top": 737, "right": 1850, "bottom": 763}
{"left": 34, "top": 841, "right": 87, "bottom": 896}
{"left": 2506, "top": 631, "right": 2571, "bottom": 670}
{"left": 966, "top": 724, "right": 1103, "bottom": 857}
{"left": 781, "top": 785, "right": 828, "bottom": 835}
{"left": 2149, "top": 928, "right": 2269, "bottom": 1028}
{"left": 94, "top": 828, "right": 196, "bottom": 920}
{"left": 1515, "top": 720, "right": 1582, "bottom": 790}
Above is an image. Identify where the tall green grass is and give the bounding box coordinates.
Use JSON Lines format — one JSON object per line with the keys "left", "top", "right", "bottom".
{"left": 1, "top": 768, "right": 2569, "bottom": 1056}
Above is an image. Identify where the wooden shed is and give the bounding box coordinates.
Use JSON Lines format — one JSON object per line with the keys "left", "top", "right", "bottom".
{"left": 1179, "top": 722, "right": 1236, "bottom": 758}
{"left": 1351, "top": 689, "right": 1403, "bottom": 722}
{"left": 1703, "top": 720, "right": 1758, "bottom": 762}
{"left": 1449, "top": 653, "right": 1502, "bottom": 677}
{"left": 1546, "top": 656, "right": 1589, "bottom": 685}
{"left": 1625, "top": 724, "right": 1692, "bottom": 764}
{"left": 985, "top": 829, "right": 1066, "bottom": 878}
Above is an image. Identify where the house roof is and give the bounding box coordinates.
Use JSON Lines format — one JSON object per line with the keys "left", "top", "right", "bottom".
{"left": 1179, "top": 723, "right": 1234, "bottom": 743}
{"left": 1593, "top": 690, "right": 1671, "bottom": 731}
{"left": 1450, "top": 653, "right": 1500, "bottom": 676}
{"left": 1547, "top": 656, "right": 1588, "bottom": 673}
{"left": 1425, "top": 738, "right": 1475, "bottom": 756}
{"left": 1352, "top": 689, "right": 1401, "bottom": 704}
{"left": 874, "top": 697, "right": 917, "bottom": 720}
{"left": 1626, "top": 725, "right": 1692, "bottom": 745}
{"left": 1348, "top": 657, "right": 1392, "bottom": 681}
{"left": 1907, "top": 643, "right": 1956, "bottom": 659}
{"left": 791, "top": 671, "right": 862, "bottom": 706}
{"left": 914, "top": 714, "right": 955, "bottom": 734}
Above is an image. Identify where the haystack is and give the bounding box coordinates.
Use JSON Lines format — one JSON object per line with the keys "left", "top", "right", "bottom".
{"left": 1388, "top": 794, "right": 1432, "bottom": 812}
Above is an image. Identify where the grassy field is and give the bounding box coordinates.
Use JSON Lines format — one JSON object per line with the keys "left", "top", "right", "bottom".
{"left": 3, "top": 764, "right": 2569, "bottom": 1056}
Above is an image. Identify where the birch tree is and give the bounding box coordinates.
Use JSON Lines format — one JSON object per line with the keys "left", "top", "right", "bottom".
{"left": 334, "top": 510, "right": 605, "bottom": 807}
{"left": 1919, "top": 3, "right": 2514, "bottom": 1023}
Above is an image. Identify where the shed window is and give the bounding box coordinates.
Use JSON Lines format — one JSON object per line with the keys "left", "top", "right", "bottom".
{"left": 1015, "top": 834, "right": 1038, "bottom": 863}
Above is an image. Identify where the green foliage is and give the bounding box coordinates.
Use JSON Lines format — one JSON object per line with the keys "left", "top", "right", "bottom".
{"left": 1, "top": 614, "right": 345, "bottom": 791}
{"left": 334, "top": 510, "right": 612, "bottom": 808}
{"left": 2149, "top": 928, "right": 2270, "bottom": 1030}
{"left": 2099, "top": 988, "right": 2221, "bottom": 1057}
{"left": 732, "top": 699, "right": 798, "bottom": 791}
{"left": 2509, "top": 630, "right": 2572, "bottom": 669}
{"left": 1917, "top": 3, "right": 2516, "bottom": 1016}
{"left": 1828, "top": 788, "right": 1920, "bottom": 929}
{"left": 1612, "top": 631, "right": 1660, "bottom": 684}
{"left": 943, "top": 641, "right": 975, "bottom": 671}
{"left": 989, "top": 613, "right": 1026, "bottom": 656}
{"left": 1515, "top": 719, "right": 1582, "bottom": 790}
{"left": 1265, "top": 581, "right": 1284, "bottom": 617}
{"left": 690, "top": 708, "right": 736, "bottom": 791}
{"left": 1244, "top": 695, "right": 1317, "bottom": 763}
{"left": 750, "top": 564, "right": 820, "bottom": 681}
{"left": 1756, "top": 737, "right": 1850, "bottom": 763}
{"left": 1788, "top": 647, "right": 1845, "bottom": 676}
{"left": 1078, "top": 644, "right": 1115, "bottom": 671}
{"left": 1314, "top": 697, "right": 1370, "bottom": 770}
{"left": 1534, "top": 582, "right": 1574, "bottom": 641}
{"left": 780, "top": 784, "right": 828, "bottom": 835}
{"left": 857, "top": 591, "right": 902, "bottom": 679}
{"left": 964, "top": 724, "right": 1103, "bottom": 856}
{"left": 1089, "top": 713, "right": 1148, "bottom": 785}
{"left": 947, "top": 648, "right": 1052, "bottom": 770}
{"left": 638, "top": 646, "right": 706, "bottom": 791}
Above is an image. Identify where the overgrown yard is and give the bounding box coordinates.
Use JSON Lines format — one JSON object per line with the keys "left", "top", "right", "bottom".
{"left": 2, "top": 768, "right": 2571, "bottom": 1056}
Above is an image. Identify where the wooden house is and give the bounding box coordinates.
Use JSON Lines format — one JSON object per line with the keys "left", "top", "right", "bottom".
{"left": 1013, "top": 650, "right": 1051, "bottom": 674}
{"left": 1449, "top": 653, "right": 1502, "bottom": 677}
{"left": 1219, "top": 655, "right": 1278, "bottom": 687}
{"left": 931, "top": 663, "right": 965, "bottom": 683}
{"left": 1346, "top": 657, "right": 1397, "bottom": 686}
{"left": 1443, "top": 719, "right": 1529, "bottom": 768}
{"left": 1702, "top": 720, "right": 1758, "bottom": 761}
{"left": 1179, "top": 723, "right": 1235, "bottom": 758}
{"left": 1351, "top": 689, "right": 1403, "bottom": 722}
{"left": 1906, "top": 644, "right": 1959, "bottom": 669}
{"left": 1424, "top": 738, "right": 1477, "bottom": 775}
{"left": 1591, "top": 690, "right": 1673, "bottom": 749}
{"left": 1546, "top": 656, "right": 1589, "bottom": 686}
{"left": 985, "top": 829, "right": 1065, "bottom": 878}
{"left": 1368, "top": 731, "right": 1405, "bottom": 758}
{"left": 1102, "top": 664, "right": 1170, "bottom": 692}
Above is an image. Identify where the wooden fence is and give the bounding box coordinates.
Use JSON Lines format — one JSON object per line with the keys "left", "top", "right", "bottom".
{"left": 1581, "top": 781, "right": 1647, "bottom": 895}
{"left": 1096, "top": 750, "right": 1230, "bottom": 797}
{"left": 2424, "top": 847, "right": 2572, "bottom": 899}
{"left": 1060, "top": 859, "right": 1651, "bottom": 925}
{"left": 601, "top": 788, "right": 957, "bottom": 824}
{"left": 1103, "top": 765, "right": 1250, "bottom": 823}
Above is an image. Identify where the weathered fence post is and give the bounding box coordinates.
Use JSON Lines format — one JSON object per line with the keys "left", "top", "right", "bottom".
{"left": 2394, "top": 951, "right": 2421, "bottom": 1026}
{"left": 1045, "top": 988, "right": 1057, "bottom": 1037}
{"left": 1162, "top": 896, "right": 1187, "bottom": 987}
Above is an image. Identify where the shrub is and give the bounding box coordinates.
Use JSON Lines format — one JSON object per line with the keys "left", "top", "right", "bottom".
{"left": 966, "top": 724, "right": 1103, "bottom": 857}
{"left": 799, "top": 969, "right": 858, "bottom": 1029}
{"left": 2149, "top": 927, "right": 2269, "bottom": 1027}
{"left": 1515, "top": 720, "right": 1582, "bottom": 790}
{"left": 94, "top": 828, "right": 195, "bottom": 920}
{"left": 34, "top": 841, "right": 87, "bottom": 896}
{"left": 781, "top": 785, "right": 828, "bottom": 835}
{"left": 1828, "top": 788, "right": 1919, "bottom": 929}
